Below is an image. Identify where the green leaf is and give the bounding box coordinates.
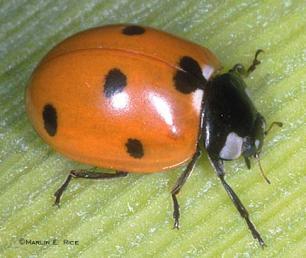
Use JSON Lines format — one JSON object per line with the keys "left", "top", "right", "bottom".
{"left": 0, "top": 1, "right": 305, "bottom": 257}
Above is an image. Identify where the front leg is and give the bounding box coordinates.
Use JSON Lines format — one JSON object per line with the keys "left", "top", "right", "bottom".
{"left": 208, "top": 154, "right": 266, "bottom": 247}
{"left": 229, "top": 49, "right": 264, "bottom": 77}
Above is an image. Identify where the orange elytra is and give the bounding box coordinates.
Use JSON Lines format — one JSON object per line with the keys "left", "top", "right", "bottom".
{"left": 26, "top": 24, "right": 220, "bottom": 173}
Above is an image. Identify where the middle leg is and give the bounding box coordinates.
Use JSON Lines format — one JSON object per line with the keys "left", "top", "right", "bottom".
{"left": 171, "top": 146, "right": 201, "bottom": 229}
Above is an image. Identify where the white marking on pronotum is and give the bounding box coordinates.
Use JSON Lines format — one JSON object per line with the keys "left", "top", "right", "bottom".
{"left": 219, "top": 132, "right": 243, "bottom": 160}
{"left": 202, "top": 65, "right": 214, "bottom": 80}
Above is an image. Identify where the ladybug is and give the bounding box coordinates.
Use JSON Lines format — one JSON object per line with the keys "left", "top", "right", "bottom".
{"left": 26, "top": 24, "right": 282, "bottom": 246}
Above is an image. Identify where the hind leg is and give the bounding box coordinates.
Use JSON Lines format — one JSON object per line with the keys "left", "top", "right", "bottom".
{"left": 54, "top": 170, "right": 128, "bottom": 206}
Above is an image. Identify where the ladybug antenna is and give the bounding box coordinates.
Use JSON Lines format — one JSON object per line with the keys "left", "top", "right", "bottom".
{"left": 254, "top": 153, "right": 270, "bottom": 184}
{"left": 265, "top": 121, "right": 283, "bottom": 135}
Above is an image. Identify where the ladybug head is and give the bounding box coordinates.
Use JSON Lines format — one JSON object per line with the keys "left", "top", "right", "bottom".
{"left": 203, "top": 68, "right": 282, "bottom": 183}
{"left": 241, "top": 112, "right": 266, "bottom": 161}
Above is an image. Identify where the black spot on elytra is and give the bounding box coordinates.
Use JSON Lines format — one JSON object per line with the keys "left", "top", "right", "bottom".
{"left": 173, "top": 56, "right": 207, "bottom": 94}
{"left": 104, "top": 68, "right": 127, "bottom": 98}
{"left": 180, "top": 56, "right": 204, "bottom": 78}
{"left": 122, "top": 25, "right": 145, "bottom": 35}
{"left": 125, "top": 138, "right": 144, "bottom": 159}
{"left": 43, "top": 104, "right": 57, "bottom": 136}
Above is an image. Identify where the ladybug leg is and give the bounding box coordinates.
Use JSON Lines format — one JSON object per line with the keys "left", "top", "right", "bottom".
{"left": 264, "top": 121, "right": 283, "bottom": 135}
{"left": 246, "top": 49, "right": 264, "bottom": 75}
{"left": 230, "top": 49, "right": 264, "bottom": 77}
{"left": 208, "top": 155, "right": 266, "bottom": 247}
{"left": 244, "top": 156, "right": 251, "bottom": 169}
{"left": 229, "top": 63, "right": 247, "bottom": 75}
{"left": 54, "top": 170, "right": 128, "bottom": 206}
{"left": 171, "top": 147, "right": 201, "bottom": 229}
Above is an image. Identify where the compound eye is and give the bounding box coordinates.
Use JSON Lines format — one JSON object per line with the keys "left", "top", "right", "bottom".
{"left": 219, "top": 132, "right": 243, "bottom": 160}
